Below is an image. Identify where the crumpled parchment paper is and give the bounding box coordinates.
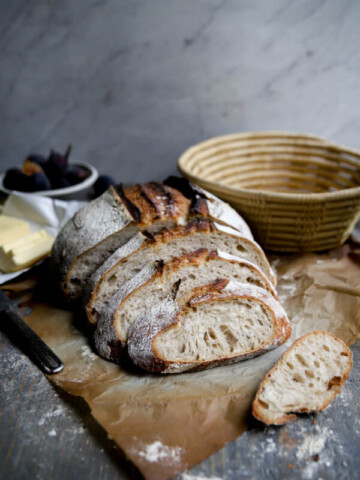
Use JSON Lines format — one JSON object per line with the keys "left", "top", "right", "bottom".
{"left": 3, "top": 241, "right": 360, "bottom": 480}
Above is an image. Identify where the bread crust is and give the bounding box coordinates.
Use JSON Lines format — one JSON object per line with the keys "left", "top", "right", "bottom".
{"left": 164, "top": 176, "right": 253, "bottom": 238}
{"left": 127, "top": 281, "right": 291, "bottom": 374}
{"left": 252, "top": 330, "right": 353, "bottom": 425}
{"left": 51, "top": 182, "right": 190, "bottom": 299}
{"left": 118, "top": 182, "right": 189, "bottom": 225}
{"left": 93, "top": 249, "right": 279, "bottom": 363}
{"left": 51, "top": 187, "right": 132, "bottom": 292}
{"left": 94, "top": 260, "right": 164, "bottom": 361}
{"left": 52, "top": 179, "right": 258, "bottom": 300}
{"left": 51, "top": 182, "right": 189, "bottom": 299}
{"left": 84, "top": 219, "right": 275, "bottom": 325}
{"left": 82, "top": 231, "right": 149, "bottom": 322}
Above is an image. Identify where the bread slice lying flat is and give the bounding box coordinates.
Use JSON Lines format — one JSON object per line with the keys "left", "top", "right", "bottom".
{"left": 85, "top": 219, "right": 275, "bottom": 326}
{"left": 51, "top": 180, "right": 252, "bottom": 300}
{"left": 127, "top": 280, "right": 291, "bottom": 374}
{"left": 252, "top": 331, "right": 353, "bottom": 425}
{"left": 94, "top": 249, "right": 278, "bottom": 362}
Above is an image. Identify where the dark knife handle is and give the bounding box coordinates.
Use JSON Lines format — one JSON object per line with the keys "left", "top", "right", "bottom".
{"left": 2, "top": 307, "right": 64, "bottom": 374}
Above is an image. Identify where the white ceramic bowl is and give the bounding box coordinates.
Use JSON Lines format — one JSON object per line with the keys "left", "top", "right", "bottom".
{"left": 0, "top": 162, "right": 98, "bottom": 200}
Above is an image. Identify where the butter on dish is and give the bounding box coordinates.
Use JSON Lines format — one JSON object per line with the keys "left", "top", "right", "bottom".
{"left": 0, "top": 215, "right": 30, "bottom": 245}
{"left": 0, "top": 218, "right": 54, "bottom": 272}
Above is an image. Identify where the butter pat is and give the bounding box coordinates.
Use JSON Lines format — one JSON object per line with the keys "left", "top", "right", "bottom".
{"left": 0, "top": 215, "right": 30, "bottom": 245}
{"left": 0, "top": 230, "right": 48, "bottom": 263}
{"left": 0, "top": 229, "right": 55, "bottom": 273}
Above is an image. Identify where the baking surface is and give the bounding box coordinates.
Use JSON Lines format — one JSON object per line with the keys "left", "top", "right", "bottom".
{"left": 1, "top": 0, "right": 360, "bottom": 478}
{"left": 1, "top": 244, "right": 360, "bottom": 480}
{"left": 1, "top": 330, "right": 359, "bottom": 480}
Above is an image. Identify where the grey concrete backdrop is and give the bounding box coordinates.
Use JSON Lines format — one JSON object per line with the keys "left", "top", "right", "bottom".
{"left": 1, "top": 0, "right": 360, "bottom": 183}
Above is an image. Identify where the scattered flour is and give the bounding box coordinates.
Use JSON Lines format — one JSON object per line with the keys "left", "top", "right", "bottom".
{"left": 137, "top": 440, "right": 183, "bottom": 464}
{"left": 38, "top": 406, "right": 64, "bottom": 426}
{"left": 295, "top": 427, "right": 331, "bottom": 460}
{"left": 180, "top": 475, "right": 223, "bottom": 480}
{"left": 264, "top": 437, "right": 277, "bottom": 454}
{"left": 48, "top": 429, "right": 57, "bottom": 437}
{"left": 1, "top": 350, "right": 38, "bottom": 394}
{"left": 69, "top": 426, "right": 85, "bottom": 435}
{"left": 301, "top": 463, "right": 324, "bottom": 480}
{"left": 80, "top": 345, "right": 98, "bottom": 361}
{"left": 295, "top": 426, "right": 336, "bottom": 480}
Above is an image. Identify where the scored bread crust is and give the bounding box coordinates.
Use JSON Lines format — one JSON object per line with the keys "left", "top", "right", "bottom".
{"left": 127, "top": 280, "right": 291, "bottom": 374}
{"left": 252, "top": 330, "right": 353, "bottom": 425}
{"left": 51, "top": 182, "right": 190, "bottom": 299}
{"left": 164, "top": 176, "right": 253, "bottom": 237}
{"left": 84, "top": 219, "right": 276, "bottom": 325}
{"left": 51, "top": 180, "right": 254, "bottom": 300}
{"left": 93, "top": 249, "right": 278, "bottom": 362}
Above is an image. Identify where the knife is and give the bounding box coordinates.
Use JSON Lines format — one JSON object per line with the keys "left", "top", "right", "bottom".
{"left": 0, "top": 289, "right": 64, "bottom": 374}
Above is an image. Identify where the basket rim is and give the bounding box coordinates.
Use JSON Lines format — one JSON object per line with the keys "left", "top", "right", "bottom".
{"left": 178, "top": 131, "right": 360, "bottom": 201}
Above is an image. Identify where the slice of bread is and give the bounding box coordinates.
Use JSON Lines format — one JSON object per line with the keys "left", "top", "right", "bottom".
{"left": 127, "top": 280, "right": 291, "bottom": 374}
{"left": 252, "top": 331, "right": 353, "bottom": 425}
{"left": 85, "top": 219, "right": 275, "bottom": 326}
{"left": 51, "top": 180, "right": 253, "bottom": 301}
{"left": 94, "top": 249, "right": 278, "bottom": 362}
{"left": 51, "top": 183, "right": 190, "bottom": 300}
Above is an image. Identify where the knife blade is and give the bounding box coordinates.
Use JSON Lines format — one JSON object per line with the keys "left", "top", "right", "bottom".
{"left": 0, "top": 289, "right": 64, "bottom": 374}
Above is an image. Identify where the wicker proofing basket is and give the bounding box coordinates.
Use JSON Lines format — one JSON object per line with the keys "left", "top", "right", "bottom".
{"left": 178, "top": 132, "right": 360, "bottom": 252}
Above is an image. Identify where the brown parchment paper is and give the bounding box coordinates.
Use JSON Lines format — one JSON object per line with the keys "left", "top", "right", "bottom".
{"left": 4, "top": 242, "right": 360, "bottom": 480}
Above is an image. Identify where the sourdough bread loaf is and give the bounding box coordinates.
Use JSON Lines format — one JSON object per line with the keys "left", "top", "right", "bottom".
{"left": 252, "top": 331, "right": 353, "bottom": 425}
{"left": 94, "top": 249, "right": 278, "bottom": 362}
{"left": 51, "top": 180, "right": 253, "bottom": 300}
{"left": 84, "top": 219, "right": 275, "bottom": 326}
{"left": 52, "top": 178, "right": 290, "bottom": 375}
{"left": 127, "top": 280, "right": 291, "bottom": 374}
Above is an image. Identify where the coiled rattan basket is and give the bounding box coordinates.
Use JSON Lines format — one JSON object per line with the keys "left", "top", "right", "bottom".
{"left": 178, "top": 132, "right": 360, "bottom": 252}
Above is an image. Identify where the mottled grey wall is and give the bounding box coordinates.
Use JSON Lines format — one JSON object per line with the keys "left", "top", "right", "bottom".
{"left": 1, "top": 0, "right": 360, "bottom": 183}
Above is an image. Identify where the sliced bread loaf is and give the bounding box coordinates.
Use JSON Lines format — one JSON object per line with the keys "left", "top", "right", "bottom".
{"left": 51, "top": 183, "right": 189, "bottom": 300}
{"left": 85, "top": 219, "right": 275, "bottom": 326}
{"left": 51, "top": 180, "right": 252, "bottom": 300}
{"left": 127, "top": 280, "right": 291, "bottom": 374}
{"left": 252, "top": 331, "right": 353, "bottom": 425}
{"left": 94, "top": 249, "right": 278, "bottom": 362}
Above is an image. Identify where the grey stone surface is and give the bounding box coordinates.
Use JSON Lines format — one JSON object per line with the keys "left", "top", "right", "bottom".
{"left": 1, "top": 0, "right": 360, "bottom": 183}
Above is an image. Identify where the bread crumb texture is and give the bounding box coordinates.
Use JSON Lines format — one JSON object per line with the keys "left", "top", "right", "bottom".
{"left": 252, "top": 331, "right": 353, "bottom": 425}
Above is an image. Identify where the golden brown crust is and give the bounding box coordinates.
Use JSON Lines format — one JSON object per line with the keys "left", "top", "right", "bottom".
{"left": 164, "top": 248, "right": 218, "bottom": 272}
{"left": 84, "top": 218, "right": 261, "bottom": 325}
{"left": 174, "top": 279, "right": 230, "bottom": 310}
{"left": 120, "top": 182, "right": 191, "bottom": 226}
{"left": 151, "top": 219, "right": 217, "bottom": 241}
{"left": 114, "top": 184, "right": 142, "bottom": 222}
{"left": 54, "top": 177, "right": 263, "bottom": 301}
{"left": 101, "top": 220, "right": 216, "bottom": 277}
{"left": 252, "top": 330, "right": 353, "bottom": 425}
{"left": 163, "top": 175, "right": 209, "bottom": 217}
